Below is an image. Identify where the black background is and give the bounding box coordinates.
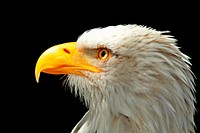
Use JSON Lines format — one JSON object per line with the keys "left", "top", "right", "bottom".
{"left": 5, "top": 2, "right": 200, "bottom": 133}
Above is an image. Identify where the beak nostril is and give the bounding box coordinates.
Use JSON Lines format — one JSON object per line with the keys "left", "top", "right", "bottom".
{"left": 63, "top": 48, "right": 70, "bottom": 54}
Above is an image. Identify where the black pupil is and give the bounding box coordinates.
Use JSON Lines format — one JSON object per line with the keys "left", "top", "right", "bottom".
{"left": 101, "top": 50, "right": 106, "bottom": 57}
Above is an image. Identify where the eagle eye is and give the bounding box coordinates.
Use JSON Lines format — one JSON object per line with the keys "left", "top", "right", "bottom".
{"left": 96, "top": 48, "right": 111, "bottom": 61}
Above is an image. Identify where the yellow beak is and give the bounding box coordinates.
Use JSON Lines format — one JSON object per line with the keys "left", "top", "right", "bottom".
{"left": 35, "top": 42, "right": 102, "bottom": 82}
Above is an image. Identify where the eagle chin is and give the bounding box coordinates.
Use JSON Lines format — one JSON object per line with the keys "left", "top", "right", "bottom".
{"left": 35, "top": 24, "right": 196, "bottom": 133}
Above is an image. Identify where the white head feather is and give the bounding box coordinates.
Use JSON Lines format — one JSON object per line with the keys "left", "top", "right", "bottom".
{"left": 63, "top": 24, "right": 196, "bottom": 133}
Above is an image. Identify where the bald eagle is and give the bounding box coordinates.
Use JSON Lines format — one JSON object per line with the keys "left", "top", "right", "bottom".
{"left": 35, "top": 24, "right": 196, "bottom": 133}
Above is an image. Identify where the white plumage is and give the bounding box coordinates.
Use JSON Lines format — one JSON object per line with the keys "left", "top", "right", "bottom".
{"left": 36, "top": 24, "right": 196, "bottom": 133}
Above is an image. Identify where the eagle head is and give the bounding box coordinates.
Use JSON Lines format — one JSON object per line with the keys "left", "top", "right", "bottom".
{"left": 35, "top": 24, "right": 196, "bottom": 133}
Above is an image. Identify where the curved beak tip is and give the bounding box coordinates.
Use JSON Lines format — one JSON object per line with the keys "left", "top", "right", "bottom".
{"left": 35, "top": 73, "right": 40, "bottom": 83}
{"left": 35, "top": 64, "right": 41, "bottom": 83}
